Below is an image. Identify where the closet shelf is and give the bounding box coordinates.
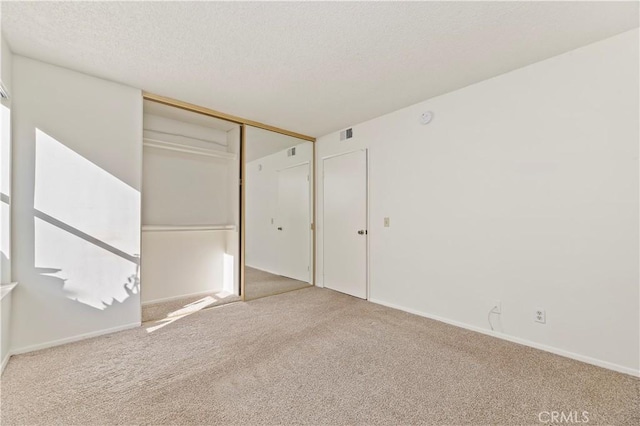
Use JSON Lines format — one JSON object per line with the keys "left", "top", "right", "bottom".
{"left": 143, "top": 138, "right": 237, "bottom": 160}
{"left": 142, "top": 225, "right": 237, "bottom": 232}
{"left": 143, "top": 128, "right": 228, "bottom": 149}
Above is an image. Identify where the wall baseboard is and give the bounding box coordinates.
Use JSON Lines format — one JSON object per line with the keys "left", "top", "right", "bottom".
{"left": 1, "top": 352, "right": 10, "bottom": 375}
{"left": 369, "top": 298, "right": 639, "bottom": 378}
{"left": 142, "top": 289, "right": 225, "bottom": 306}
{"left": 10, "top": 322, "right": 141, "bottom": 356}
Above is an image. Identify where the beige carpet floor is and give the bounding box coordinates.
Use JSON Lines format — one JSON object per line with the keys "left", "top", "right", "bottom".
{"left": 142, "top": 291, "right": 241, "bottom": 323}
{"left": 1, "top": 287, "right": 638, "bottom": 425}
{"left": 244, "top": 266, "right": 311, "bottom": 300}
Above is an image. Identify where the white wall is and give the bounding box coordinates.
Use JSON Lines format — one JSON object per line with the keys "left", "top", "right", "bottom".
{"left": 245, "top": 142, "right": 313, "bottom": 276}
{"left": 0, "top": 34, "right": 11, "bottom": 90}
{"left": 0, "top": 32, "right": 14, "bottom": 373}
{"left": 1, "top": 33, "right": 13, "bottom": 284}
{"left": 141, "top": 150, "right": 229, "bottom": 225}
{"left": 1, "top": 285, "right": 15, "bottom": 372}
{"left": 143, "top": 114, "right": 233, "bottom": 226}
{"left": 141, "top": 230, "right": 233, "bottom": 303}
{"left": 245, "top": 126, "right": 307, "bottom": 163}
{"left": 1, "top": 291, "right": 10, "bottom": 369}
{"left": 316, "top": 29, "right": 639, "bottom": 375}
{"left": 143, "top": 167, "right": 230, "bottom": 225}
{"left": 10, "top": 56, "right": 143, "bottom": 353}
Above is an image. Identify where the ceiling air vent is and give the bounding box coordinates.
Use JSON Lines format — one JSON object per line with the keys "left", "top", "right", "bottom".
{"left": 287, "top": 147, "right": 296, "bottom": 157}
{"left": 340, "top": 128, "right": 353, "bottom": 141}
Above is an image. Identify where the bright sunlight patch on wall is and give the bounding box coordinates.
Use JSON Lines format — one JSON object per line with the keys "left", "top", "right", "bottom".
{"left": 1, "top": 103, "right": 11, "bottom": 280}
{"left": 34, "top": 129, "right": 140, "bottom": 310}
{"left": 34, "top": 129, "right": 140, "bottom": 255}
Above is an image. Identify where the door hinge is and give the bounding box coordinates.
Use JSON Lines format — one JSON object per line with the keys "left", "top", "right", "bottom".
{"left": 239, "top": 178, "right": 243, "bottom": 186}
{"left": 310, "top": 223, "right": 314, "bottom": 230}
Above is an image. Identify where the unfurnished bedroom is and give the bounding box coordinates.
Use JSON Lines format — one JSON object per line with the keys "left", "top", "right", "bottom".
{"left": 0, "top": 1, "right": 638, "bottom": 425}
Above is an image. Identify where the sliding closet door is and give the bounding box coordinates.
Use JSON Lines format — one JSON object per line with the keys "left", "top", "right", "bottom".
{"left": 243, "top": 126, "right": 314, "bottom": 300}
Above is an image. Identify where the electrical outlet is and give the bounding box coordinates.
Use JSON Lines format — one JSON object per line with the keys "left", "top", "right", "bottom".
{"left": 535, "top": 308, "right": 546, "bottom": 324}
{"left": 384, "top": 217, "right": 390, "bottom": 227}
{"left": 492, "top": 300, "right": 501, "bottom": 314}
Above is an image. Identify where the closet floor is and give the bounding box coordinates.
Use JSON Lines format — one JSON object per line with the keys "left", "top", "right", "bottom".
{"left": 142, "top": 291, "right": 241, "bottom": 323}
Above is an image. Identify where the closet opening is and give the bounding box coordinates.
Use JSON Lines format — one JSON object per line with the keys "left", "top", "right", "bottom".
{"left": 140, "top": 100, "right": 241, "bottom": 324}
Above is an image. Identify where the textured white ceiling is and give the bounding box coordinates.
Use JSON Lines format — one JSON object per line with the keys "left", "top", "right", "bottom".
{"left": 2, "top": 1, "right": 638, "bottom": 137}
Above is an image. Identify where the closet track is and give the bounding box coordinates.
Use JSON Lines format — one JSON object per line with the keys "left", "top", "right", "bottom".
{"left": 143, "top": 92, "right": 316, "bottom": 143}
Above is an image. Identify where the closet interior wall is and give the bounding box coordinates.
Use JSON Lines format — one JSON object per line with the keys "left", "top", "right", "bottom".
{"left": 141, "top": 101, "right": 240, "bottom": 310}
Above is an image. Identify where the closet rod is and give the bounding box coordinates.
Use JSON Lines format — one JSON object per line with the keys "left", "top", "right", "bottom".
{"left": 143, "top": 128, "right": 227, "bottom": 148}
{"left": 143, "top": 138, "right": 236, "bottom": 160}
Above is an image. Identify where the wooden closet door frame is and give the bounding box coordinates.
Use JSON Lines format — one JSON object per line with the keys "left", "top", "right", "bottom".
{"left": 141, "top": 92, "right": 316, "bottom": 302}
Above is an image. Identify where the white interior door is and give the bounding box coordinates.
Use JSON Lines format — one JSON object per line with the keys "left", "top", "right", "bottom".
{"left": 323, "top": 150, "right": 367, "bottom": 299}
{"left": 276, "top": 163, "right": 310, "bottom": 282}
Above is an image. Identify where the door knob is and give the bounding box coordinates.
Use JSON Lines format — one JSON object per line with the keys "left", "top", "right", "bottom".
{"left": 277, "top": 227, "right": 283, "bottom": 231}
{"left": 357, "top": 230, "right": 366, "bottom": 235}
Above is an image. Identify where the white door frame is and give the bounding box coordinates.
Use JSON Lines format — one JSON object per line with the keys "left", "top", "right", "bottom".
{"left": 321, "top": 149, "right": 369, "bottom": 300}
